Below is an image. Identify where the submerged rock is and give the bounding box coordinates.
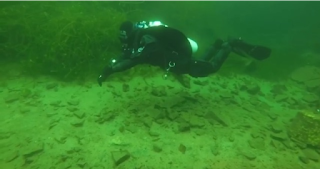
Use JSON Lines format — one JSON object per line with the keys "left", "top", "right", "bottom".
{"left": 111, "top": 150, "right": 130, "bottom": 166}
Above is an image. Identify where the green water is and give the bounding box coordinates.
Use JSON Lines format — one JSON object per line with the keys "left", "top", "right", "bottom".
{"left": 0, "top": 2, "right": 320, "bottom": 169}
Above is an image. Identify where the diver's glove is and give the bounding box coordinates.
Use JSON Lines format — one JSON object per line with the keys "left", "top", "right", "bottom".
{"left": 97, "top": 66, "right": 113, "bottom": 87}
{"left": 97, "top": 74, "right": 106, "bottom": 87}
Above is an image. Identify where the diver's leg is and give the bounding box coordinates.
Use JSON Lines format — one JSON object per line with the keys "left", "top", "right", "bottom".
{"left": 201, "top": 37, "right": 271, "bottom": 61}
{"left": 198, "top": 39, "right": 224, "bottom": 61}
{"left": 187, "top": 37, "right": 271, "bottom": 78}
{"left": 209, "top": 41, "right": 232, "bottom": 69}
{"left": 188, "top": 42, "right": 232, "bottom": 77}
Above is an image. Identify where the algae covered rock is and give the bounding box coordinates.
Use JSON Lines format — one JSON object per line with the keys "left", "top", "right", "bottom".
{"left": 291, "top": 66, "right": 320, "bottom": 89}
{"left": 288, "top": 111, "right": 320, "bottom": 148}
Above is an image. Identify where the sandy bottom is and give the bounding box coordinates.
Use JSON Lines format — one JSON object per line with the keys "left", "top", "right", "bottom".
{"left": 0, "top": 66, "right": 319, "bottom": 169}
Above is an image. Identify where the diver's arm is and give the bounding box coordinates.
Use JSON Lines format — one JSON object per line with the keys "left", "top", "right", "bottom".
{"left": 97, "top": 34, "right": 159, "bottom": 86}
{"left": 97, "top": 53, "right": 142, "bottom": 86}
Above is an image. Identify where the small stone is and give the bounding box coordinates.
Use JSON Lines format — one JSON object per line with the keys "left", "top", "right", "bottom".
{"left": 247, "top": 84, "right": 260, "bottom": 95}
{"left": 77, "top": 158, "right": 86, "bottom": 168}
{"left": 142, "top": 117, "right": 153, "bottom": 128}
{"left": 271, "top": 84, "right": 287, "bottom": 94}
{"left": 267, "top": 112, "right": 278, "bottom": 120}
{"left": 229, "top": 136, "right": 235, "bottom": 142}
{"left": 67, "top": 107, "right": 78, "bottom": 112}
{"left": 178, "top": 144, "right": 186, "bottom": 154}
{"left": 149, "top": 130, "right": 160, "bottom": 137}
{"left": 23, "top": 143, "right": 44, "bottom": 158}
{"left": 111, "top": 150, "right": 130, "bottom": 166}
{"left": 20, "top": 89, "right": 32, "bottom": 98}
{"left": 150, "top": 86, "right": 167, "bottom": 97}
{"left": 54, "top": 136, "right": 67, "bottom": 144}
{"left": 47, "top": 111, "right": 57, "bottom": 117}
{"left": 270, "top": 132, "right": 287, "bottom": 141}
{"left": 271, "top": 123, "right": 283, "bottom": 133}
{"left": 188, "top": 116, "right": 205, "bottom": 128}
{"left": 49, "top": 117, "right": 60, "bottom": 130}
{"left": 205, "top": 111, "right": 229, "bottom": 127}
{"left": 73, "top": 111, "right": 85, "bottom": 119}
{"left": 67, "top": 100, "right": 79, "bottom": 106}
{"left": 126, "top": 125, "right": 138, "bottom": 134}
{"left": 118, "top": 126, "right": 125, "bottom": 133}
{"left": 250, "top": 131, "right": 262, "bottom": 138}
{"left": 270, "top": 140, "right": 286, "bottom": 150}
{"left": 241, "top": 150, "right": 256, "bottom": 160}
{"left": 95, "top": 108, "right": 115, "bottom": 124}
{"left": 167, "top": 111, "right": 180, "bottom": 121}
{"left": 194, "top": 129, "right": 206, "bottom": 136}
{"left": 4, "top": 151, "right": 19, "bottom": 162}
{"left": 291, "top": 66, "right": 320, "bottom": 82}
{"left": 302, "top": 94, "right": 319, "bottom": 103}
{"left": 24, "top": 157, "right": 33, "bottom": 165}
{"left": 210, "top": 145, "right": 219, "bottom": 156}
{"left": 20, "top": 108, "right": 30, "bottom": 114}
{"left": 299, "top": 156, "right": 309, "bottom": 164}
{"left": 90, "top": 165, "right": 105, "bottom": 169}
{"left": 248, "top": 138, "right": 265, "bottom": 150}
{"left": 149, "top": 122, "right": 161, "bottom": 137}
{"left": 153, "top": 143, "right": 162, "bottom": 152}
{"left": 193, "top": 79, "right": 209, "bottom": 86}
{"left": 306, "top": 79, "right": 320, "bottom": 89}
{"left": 212, "top": 134, "right": 218, "bottom": 140}
{"left": 70, "top": 119, "right": 84, "bottom": 127}
{"left": 178, "top": 122, "right": 190, "bottom": 132}
{"left": 66, "top": 147, "right": 81, "bottom": 154}
{"left": 219, "top": 91, "right": 233, "bottom": 99}
{"left": 122, "top": 84, "right": 130, "bottom": 92}
{"left": 50, "top": 101, "right": 61, "bottom": 107}
{"left": 4, "top": 94, "right": 20, "bottom": 103}
{"left": 302, "top": 148, "right": 320, "bottom": 162}
{"left": 274, "top": 95, "right": 288, "bottom": 102}
{"left": 110, "top": 136, "right": 129, "bottom": 146}
{"left": 292, "top": 140, "right": 307, "bottom": 149}
{"left": 0, "top": 132, "right": 12, "bottom": 140}
{"left": 282, "top": 140, "right": 296, "bottom": 150}
{"left": 46, "top": 83, "right": 58, "bottom": 90}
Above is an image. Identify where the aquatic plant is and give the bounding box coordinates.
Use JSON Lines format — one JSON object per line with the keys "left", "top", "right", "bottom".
{"left": 0, "top": 1, "right": 144, "bottom": 81}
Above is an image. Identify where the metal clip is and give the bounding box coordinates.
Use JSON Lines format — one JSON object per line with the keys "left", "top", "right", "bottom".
{"left": 163, "top": 61, "right": 176, "bottom": 79}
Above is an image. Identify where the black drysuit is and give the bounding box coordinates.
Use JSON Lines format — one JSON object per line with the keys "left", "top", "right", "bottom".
{"left": 97, "top": 25, "right": 271, "bottom": 86}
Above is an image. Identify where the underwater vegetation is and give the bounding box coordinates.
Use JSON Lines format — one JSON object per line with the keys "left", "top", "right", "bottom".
{"left": 0, "top": 1, "right": 144, "bottom": 81}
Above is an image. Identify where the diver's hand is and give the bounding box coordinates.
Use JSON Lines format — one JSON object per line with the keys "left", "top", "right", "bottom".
{"left": 97, "top": 65, "right": 114, "bottom": 86}
{"left": 97, "top": 75, "right": 105, "bottom": 87}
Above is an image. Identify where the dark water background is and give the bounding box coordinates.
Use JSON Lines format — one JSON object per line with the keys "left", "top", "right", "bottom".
{"left": 140, "top": 1, "right": 320, "bottom": 79}
{"left": 1, "top": 1, "right": 319, "bottom": 81}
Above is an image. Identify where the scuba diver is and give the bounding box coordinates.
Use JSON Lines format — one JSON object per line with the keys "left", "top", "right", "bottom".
{"left": 97, "top": 20, "right": 271, "bottom": 86}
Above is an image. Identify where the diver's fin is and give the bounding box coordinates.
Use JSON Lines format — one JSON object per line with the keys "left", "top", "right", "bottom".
{"left": 244, "top": 45, "right": 271, "bottom": 60}
{"left": 229, "top": 37, "right": 271, "bottom": 60}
